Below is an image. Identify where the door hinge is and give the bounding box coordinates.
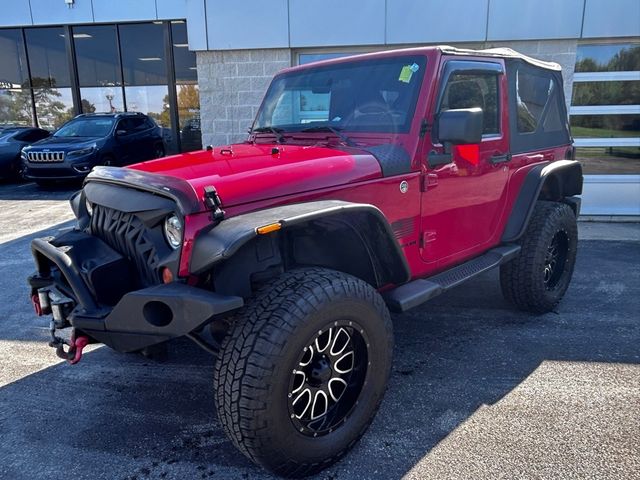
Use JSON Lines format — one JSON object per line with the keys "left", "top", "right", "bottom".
{"left": 419, "top": 119, "right": 431, "bottom": 138}
{"left": 420, "top": 173, "right": 439, "bottom": 191}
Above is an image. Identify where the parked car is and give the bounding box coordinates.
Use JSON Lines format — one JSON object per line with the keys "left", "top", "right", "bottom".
{"left": 21, "top": 112, "right": 165, "bottom": 186}
{"left": 0, "top": 126, "right": 50, "bottom": 180}
{"left": 28, "top": 46, "right": 582, "bottom": 477}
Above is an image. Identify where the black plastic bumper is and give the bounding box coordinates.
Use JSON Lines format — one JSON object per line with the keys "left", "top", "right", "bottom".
{"left": 29, "top": 230, "right": 243, "bottom": 352}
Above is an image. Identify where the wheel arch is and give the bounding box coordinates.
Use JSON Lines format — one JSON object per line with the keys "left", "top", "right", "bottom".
{"left": 189, "top": 200, "right": 411, "bottom": 297}
{"left": 502, "top": 159, "right": 583, "bottom": 243}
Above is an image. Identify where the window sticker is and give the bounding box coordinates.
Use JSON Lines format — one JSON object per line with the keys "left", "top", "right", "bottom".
{"left": 399, "top": 63, "right": 420, "bottom": 83}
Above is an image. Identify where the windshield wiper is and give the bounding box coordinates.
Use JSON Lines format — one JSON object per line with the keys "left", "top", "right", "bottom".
{"left": 300, "top": 126, "right": 357, "bottom": 147}
{"left": 251, "top": 126, "right": 286, "bottom": 143}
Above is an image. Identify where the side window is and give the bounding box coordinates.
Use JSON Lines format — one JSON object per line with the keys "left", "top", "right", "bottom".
{"left": 129, "top": 118, "right": 146, "bottom": 132}
{"left": 515, "top": 69, "right": 563, "bottom": 134}
{"left": 507, "top": 60, "right": 570, "bottom": 153}
{"left": 441, "top": 73, "right": 499, "bottom": 135}
{"left": 116, "top": 119, "right": 131, "bottom": 134}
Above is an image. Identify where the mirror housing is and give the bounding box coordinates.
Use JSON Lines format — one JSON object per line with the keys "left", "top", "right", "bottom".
{"left": 436, "top": 107, "right": 483, "bottom": 145}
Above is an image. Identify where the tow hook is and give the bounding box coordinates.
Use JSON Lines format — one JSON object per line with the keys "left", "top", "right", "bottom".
{"left": 49, "top": 324, "right": 90, "bottom": 365}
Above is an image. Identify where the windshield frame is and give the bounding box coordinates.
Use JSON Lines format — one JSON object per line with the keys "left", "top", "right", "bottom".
{"left": 252, "top": 54, "right": 428, "bottom": 136}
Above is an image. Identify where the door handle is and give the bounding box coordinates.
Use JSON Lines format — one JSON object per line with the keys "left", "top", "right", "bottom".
{"left": 490, "top": 153, "right": 511, "bottom": 165}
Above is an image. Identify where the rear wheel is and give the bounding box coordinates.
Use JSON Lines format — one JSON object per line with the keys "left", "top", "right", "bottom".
{"left": 213, "top": 268, "right": 393, "bottom": 477}
{"left": 500, "top": 201, "right": 578, "bottom": 313}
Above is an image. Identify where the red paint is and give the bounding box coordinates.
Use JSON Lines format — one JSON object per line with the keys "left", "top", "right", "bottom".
{"left": 125, "top": 47, "right": 571, "bottom": 283}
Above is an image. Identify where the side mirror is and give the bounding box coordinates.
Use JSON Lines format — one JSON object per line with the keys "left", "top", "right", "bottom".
{"left": 116, "top": 129, "right": 127, "bottom": 136}
{"left": 436, "top": 107, "right": 483, "bottom": 145}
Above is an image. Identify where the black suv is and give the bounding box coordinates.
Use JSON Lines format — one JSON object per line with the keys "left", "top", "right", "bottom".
{"left": 22, "top": 112, "right": 165, "bottom": 186}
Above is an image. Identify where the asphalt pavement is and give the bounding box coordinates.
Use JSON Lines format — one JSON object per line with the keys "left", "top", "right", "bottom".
{"left": 0, "top": 181, "right": 638, "bottom": 480}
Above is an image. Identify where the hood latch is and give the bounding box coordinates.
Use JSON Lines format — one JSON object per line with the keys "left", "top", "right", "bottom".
{"left": 203, "top": 185, "right": 225, "bottom": 221}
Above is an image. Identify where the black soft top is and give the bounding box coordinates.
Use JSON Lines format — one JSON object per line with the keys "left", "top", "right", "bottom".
{"left": 438, "top": 45, "right": 561, "bottom": 71}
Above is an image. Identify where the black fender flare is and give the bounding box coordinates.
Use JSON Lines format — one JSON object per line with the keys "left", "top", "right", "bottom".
{"left": 502, "top": 159, "right": 583, "bottom": 242}
{"left": 189, "top": 200, "right": 411, "bottom": 292}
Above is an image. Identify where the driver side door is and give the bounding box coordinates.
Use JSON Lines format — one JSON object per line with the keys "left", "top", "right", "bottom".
{"left": 420, "top": 59, "right": 511, "bottom": 268}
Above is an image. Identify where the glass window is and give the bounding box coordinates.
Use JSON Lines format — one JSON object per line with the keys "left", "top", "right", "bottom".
{"left": 255, "top": 55, "right": 426, "bottom": 133}
{"left": 125, "top": 84, "right": 171, "bottom": 144}
{"left": 73, "top": 25, "right": 121, "bottom": 88}
{"left": 575, "top": 43, "right": 640, "bottom": 73}
{"left": 79, "top": 86, "right": 124, "bottom": 113}
{"left": 575, "top": 147, "right": 640, "bottom": 174}
{"left": 119, "top": 23, "right": 167, "bottom": 86}
{"left": 177, "top": 84, "right": 201, "bottom": 151}
{"left": 516, "top": 70, "right": 550, "bottom": 133}
{"left": 441, "top": 73, "right": 499, "bottom": 135}
{"left": 0, "top": 29, "right": 33, "bottom": 126}
{"left": 571, "top": 115, "right": 640, "bottom": 138}
{"left": 172, "top": 22, "right": 197, "bottom": 84}
{"left": 33, "top": 87, "right": 74, "bottom": 130}
{"left": 572, "top": 81, "right": 640, "bottom": 106}
{"left": 25, "top": 27, "right": 71, "bottom": 88}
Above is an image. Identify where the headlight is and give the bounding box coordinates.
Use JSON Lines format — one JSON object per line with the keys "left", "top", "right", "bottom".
{"left": 164, "top": 214, "right": 183, "bottom": 250}
{"left": 85, "top": 198, "right": 93, "bottom": 216}
{"left": 68, "top": 145, "right": 97, "bottom": 157}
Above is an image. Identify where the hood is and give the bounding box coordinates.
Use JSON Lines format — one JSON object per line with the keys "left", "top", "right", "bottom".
{"left": 129, "top": 143, "right": 382, "bottom": 209}
{"left": 26, "top": 136, "right": 102, "bottom": 150}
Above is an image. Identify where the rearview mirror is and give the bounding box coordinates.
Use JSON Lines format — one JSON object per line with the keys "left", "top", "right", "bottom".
{"left": 436, "top": 108, "right": 483, "bottom": 145}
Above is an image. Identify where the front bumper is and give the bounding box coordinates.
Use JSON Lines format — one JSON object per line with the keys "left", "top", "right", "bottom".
{"left": 22, "top": 153, "right": 99, "bottom": 180}
{"left": 29, "top": 230, "right": 243, "bottom": 352}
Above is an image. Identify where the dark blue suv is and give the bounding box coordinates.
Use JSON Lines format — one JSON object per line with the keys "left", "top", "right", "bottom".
{"left": 22, "top": 112, "right": 165, "bottom": 186}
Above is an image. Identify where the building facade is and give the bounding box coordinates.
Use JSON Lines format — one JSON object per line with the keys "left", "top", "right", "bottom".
{"left": 1, "top": 0, "right": 638, "bottom": 215}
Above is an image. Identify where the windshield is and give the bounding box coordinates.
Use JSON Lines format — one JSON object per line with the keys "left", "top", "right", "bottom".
{"left": 54, "top": 117, "right": 115, "bottom": 138}
{"left": 254, "top": 55, "right": 426, "bottom": 134}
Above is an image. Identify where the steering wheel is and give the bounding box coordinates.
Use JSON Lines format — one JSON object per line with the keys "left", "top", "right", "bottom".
{"left": 342, "top": 102, "right": 398, "bottom": 134}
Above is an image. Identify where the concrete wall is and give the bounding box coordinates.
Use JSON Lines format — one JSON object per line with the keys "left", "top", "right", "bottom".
{"left": 197, "top": 49, "right": 291, "bottom": 146}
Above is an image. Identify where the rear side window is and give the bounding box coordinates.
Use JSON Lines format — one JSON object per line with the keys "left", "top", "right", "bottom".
{"left": 440, "top": 73, "right": 499, "bottom": 135}
{"left": 507, "top": 60, "right": 570, "bottom": 153}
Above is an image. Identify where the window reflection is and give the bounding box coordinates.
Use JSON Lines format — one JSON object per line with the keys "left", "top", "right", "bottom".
{"left": 74, "top": 25, "right": 121, "bottom": 88}
{"left": 33, "top": 87, "right": 74, "bottom": 130}
{"left": 25, "top": 27, "right": 71, "bottom": 88}
{"left": 125, "top": 85, "right": 172, "bottom": 145}
{"left": 177, "top": 84, "right": 201, "bottom": 151}
{"left": 80, "top": 87, "right": 124, "bottom": 113}
{"left": 119, "top": 24, "right": 167, "bottom": 85}
{"left": 0, "top": 29, "right": 33, "bottom": 126}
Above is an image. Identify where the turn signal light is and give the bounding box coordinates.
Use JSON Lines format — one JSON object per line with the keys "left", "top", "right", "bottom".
{"left": 256, "top": 222, "right": 282, "bottom": 235}
{"left": 162, "top": 267, "right": 174, "bottom": 284}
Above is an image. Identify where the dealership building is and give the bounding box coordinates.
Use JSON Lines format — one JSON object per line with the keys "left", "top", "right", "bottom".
{"left": 1, "top": 0, "right": 638, "bottom": 215}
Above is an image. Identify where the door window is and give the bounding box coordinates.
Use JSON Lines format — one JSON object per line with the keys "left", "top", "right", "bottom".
{"left": 440, "top": 72, "right": 499, "bottom": 135}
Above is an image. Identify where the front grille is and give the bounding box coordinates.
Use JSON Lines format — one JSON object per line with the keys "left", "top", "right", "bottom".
{"left": 28, "top": 151, "right": 65, "bottom": 162}
{"left": 90, "top": 205, "right": 162, "bottom": 287}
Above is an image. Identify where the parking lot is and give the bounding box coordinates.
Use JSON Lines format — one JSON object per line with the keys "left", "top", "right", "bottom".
{"left": 0, "top": 180, "right": 638, "bottom": 480}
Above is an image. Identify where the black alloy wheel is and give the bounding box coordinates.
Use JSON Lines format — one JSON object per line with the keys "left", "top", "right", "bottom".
{"left": 288, "top": 322, "right": 368, "bottom": 437}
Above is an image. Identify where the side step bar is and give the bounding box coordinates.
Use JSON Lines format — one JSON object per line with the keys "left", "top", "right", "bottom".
{"left": 384, "top": 244, "right": 521, "bottom": 312}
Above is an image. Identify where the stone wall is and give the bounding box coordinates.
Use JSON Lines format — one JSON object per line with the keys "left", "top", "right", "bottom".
{"left": 196, "top": 49, "right": 291, "bottom": 146}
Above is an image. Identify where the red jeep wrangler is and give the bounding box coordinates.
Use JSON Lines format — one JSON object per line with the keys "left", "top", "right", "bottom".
{"left": 28, "top": 47, "right": 582, "bottom": 477}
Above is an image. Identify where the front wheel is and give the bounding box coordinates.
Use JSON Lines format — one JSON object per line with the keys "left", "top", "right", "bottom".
{"left": 213, "top": 268, "right": 393, "bottom": 477}
{"left": 500, "top": 201, "right": 578, "bottom": 313}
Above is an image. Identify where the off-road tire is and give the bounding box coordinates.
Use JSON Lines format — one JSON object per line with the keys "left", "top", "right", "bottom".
{"left": 213, "top": 267, "right": 393, "bottom": 478}
{"left": 500, "top": 200, "right": 578, "bottom": 313}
